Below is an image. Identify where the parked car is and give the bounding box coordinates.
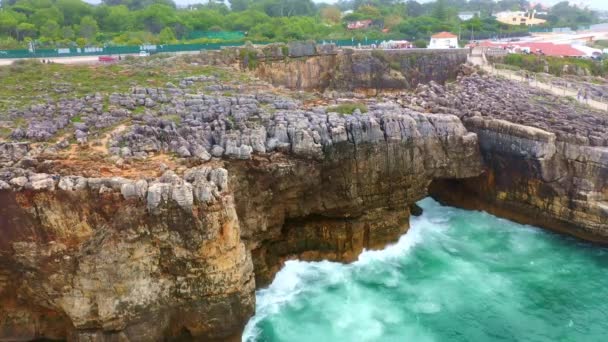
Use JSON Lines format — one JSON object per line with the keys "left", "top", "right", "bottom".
{"left": 139, "top": 50, "right": 150, "bottom": 57}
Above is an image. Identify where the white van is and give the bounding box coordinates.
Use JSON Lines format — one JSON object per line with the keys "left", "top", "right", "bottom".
{"left": 139, "top": 51, "right": 150, "bottom": 57}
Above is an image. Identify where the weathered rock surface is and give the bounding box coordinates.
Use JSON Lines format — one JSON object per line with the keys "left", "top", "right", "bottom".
{"left": 431, "top": 116, "right": 608, "bottom": 242}
{"left": 0, "top": 103, "right": 483, "bottom": 341}
{"left": 0, "top": 167, "right": 254, "bottom": 341}
{"left": 254, "top": 49, "right": 468, "bottom": 92}
{"left": 423, "top": 74, "right": 608, "bottom": 243}
{"left": 1, "top": 59, "right": 607, "bottom": 342}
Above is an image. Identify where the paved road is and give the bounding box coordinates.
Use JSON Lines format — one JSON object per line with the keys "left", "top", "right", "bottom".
{"left": 468, "top": 48, "right": 608, "bottom": 112}
{"left": 0, "top": 55, "right": 110, "bottom": 66}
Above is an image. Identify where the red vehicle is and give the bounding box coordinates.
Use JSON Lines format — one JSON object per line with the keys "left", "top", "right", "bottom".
{"left": 98, "top": 55, "right": 118, "bottom": 63}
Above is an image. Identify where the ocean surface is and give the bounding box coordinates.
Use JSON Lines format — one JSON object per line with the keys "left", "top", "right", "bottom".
{"left": 243, "top": 198, "right": 608, "bottom": 342}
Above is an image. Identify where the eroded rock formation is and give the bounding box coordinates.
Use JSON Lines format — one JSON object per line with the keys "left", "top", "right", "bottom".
{"left": 0, "top": 168, "right": 254, "bottom": 341}
{"left": 1, "top": 55, "right": 607, "bottom": 341}
{"left": 0, "top": 104, "right": 483, "bottom": 340}
{"left": 414, "top": 74, "right": 608, "bottom": 242}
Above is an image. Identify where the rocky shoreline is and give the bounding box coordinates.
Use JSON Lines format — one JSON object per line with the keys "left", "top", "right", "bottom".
{"left": 0, "top": 52, "right": 606, "bottom": 340}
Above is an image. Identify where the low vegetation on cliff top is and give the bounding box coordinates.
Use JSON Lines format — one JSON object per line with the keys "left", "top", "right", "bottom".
{"left": 495, "top": 54, "right": 608, "bottom": 77}
{"left": 329, "top": 102, "right": 369, "bottom": 115}
{"left": 0, "top": 57, "right": 229, "bottom": 114}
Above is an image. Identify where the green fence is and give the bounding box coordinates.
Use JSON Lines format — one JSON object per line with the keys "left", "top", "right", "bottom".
{"left": 0, "top": 40, "right": 361, "bottom": 60}
{"left": 0, "top": 42, "right": 251, "bottom": 59}
{"left": 186, "top": 31, "right": 245, "bottom": 40}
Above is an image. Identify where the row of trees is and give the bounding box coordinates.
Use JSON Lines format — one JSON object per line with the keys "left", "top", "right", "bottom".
{"left": 0, "top": 0, "right": 601, "bottom": 49}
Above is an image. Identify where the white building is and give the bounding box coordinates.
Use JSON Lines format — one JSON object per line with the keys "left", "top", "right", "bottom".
{"left": 428, "top": 32, "right": 458, "bottom": 49}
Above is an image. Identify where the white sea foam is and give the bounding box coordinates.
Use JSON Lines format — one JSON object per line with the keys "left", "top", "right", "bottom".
{"left": 243, "top": 201, "right": 441, "bottom": 341}
{"left": 243, "top": 198, "right": 608, "bottom": 342}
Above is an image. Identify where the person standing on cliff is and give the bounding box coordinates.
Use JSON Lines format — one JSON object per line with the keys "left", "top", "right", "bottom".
{"left": 583, "top": 89, "right": 589, "bottom": 104}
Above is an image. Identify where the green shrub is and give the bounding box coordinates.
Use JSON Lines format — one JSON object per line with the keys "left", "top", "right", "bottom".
{"left": 502, "top": 53, "right": 607, "bottom": 77}
{"left": 328, "top": 102, "right": 368, "bottom": 115}
{"left": 239, "top": 48, "right": 259, "bottom": 69}
{"left": 414, "top": 40, "right": 428, "bottom": 48}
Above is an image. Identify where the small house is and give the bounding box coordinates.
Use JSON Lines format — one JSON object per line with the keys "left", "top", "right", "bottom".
{"left": 428, "top": 32, "right": 458, "bottom": 49}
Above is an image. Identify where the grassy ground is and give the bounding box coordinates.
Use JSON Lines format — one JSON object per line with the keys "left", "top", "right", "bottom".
{"left": 328, "top": 102, "right": 368, "bottom": 115}
{"left": 0, "top": 57, "right": 237, "bottom": 115}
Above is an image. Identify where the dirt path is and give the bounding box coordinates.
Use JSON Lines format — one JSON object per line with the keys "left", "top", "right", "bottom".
{"left": 90, "top": 124, "right": 129, "bottom": 154}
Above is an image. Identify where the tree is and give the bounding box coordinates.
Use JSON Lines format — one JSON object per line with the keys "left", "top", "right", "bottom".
{"left": 31, "top": 7, "right": 64, "bottom": 28}
{"left": 358, "top": 5, "right": 381, "bottom": 19}
{"left": 99, "top": 5, "right": 132, "bottom": 32}
{"left": 406, "top": 0, "right": 424, "bottom": 17}
{"left": 137, "top": 4, "right": 178, "bottom": 34}
{"left": 226, "top": 10, "right": 270, "bottom": 31}
{"left": 320, "top": 6, "right": 341, "bottom": 24}
{"left": 78, "top": 16, "right": 98, "bottom": 41}
{"left": 41, "top": 19, "right": 60, "bottom": 39}
{"left": 432, "top": 0, "right": 448, "bottom": 21}
{"left": 56, "top": 0, "right": 92, "bottom": 26}
{"left": 76, "top": 36, "right": 86, "bottom": 47}
{"left": 158, "top": 26, "right": 175, "bottom": 43}
{"left": 262, "top": 0, "right": 315, "bottom": 17}
{"left": 385, "top": 14, "right": 404, "bottom": 30}
{"left": 229, "top": 0, "right": 250, "bottom": 11}
{"left": 16, "top": 22, "right": 36, "bottom": 40}
{"left": 61, "top": 25, "right": 75, "bottom": 40}
{"left": 0, "top": 10, "right": 21, "bottom": 37}
{"left": 181, "top": 9, "right": 223, "bottom": 31}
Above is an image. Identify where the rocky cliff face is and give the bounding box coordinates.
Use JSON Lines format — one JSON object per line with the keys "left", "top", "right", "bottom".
{"left": 202, "top": 42, "right": 467, "bottom": 93}
{"left": 0, "top": 168, "right": 254, "bottom": 341}
{"left": 431, "top": 116, "right": 608, "bottom": 242}
{"left": 254, "top": 48, "right": 468, "bottom": 93}
{"left": 414, "top": 74, "right": 608, "bottom": 243}
{"left": 0, "top": 99, "right": 483, "bottom": 340}
{"left": 1, "top": 56, "right": 607, "bottom": 341}
{"left": 229, "top": 110, "right": 481, "bottom": 286}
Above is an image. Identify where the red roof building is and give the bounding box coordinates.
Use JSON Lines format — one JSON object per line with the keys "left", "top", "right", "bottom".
{"left": 431, "top": 32, "right": 458, "bottom": 39}
{"left": 347, "top": 20, "right": 373, "bottom": 30}
{"left": 472, "top": 40, "right": 585, "bottom": 57}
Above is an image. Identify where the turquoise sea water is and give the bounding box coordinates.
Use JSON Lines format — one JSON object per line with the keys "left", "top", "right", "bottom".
{"left": 243, "top": 198, "right": 608, "bottom": 342}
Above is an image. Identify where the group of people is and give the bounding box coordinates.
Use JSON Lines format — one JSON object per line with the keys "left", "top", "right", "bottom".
{"left": 524, "top": 71, "right": 590, "bottom": 104}
{"left": 577, "top": 88, "right": 590, "bottom": 103}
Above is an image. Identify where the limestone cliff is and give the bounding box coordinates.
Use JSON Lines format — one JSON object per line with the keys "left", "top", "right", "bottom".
{"left": 254, "top": 48, "right": 468, "bottom": 93}
{"left": 201, "top": 42, "right": 468, "bottom": 92}
{"left": 0, "top": 168, "right": 254, "bottom": 341}
{"left": 415, "top": 74, "right": 608, "bottom": 243}
{"left": 1, "top": 55, "right": 607, "bottom": 341}
{"left": 431, "top": 117, "right": 608, "bottom": 242}
{"left": 0, "top": 106, "right": 483, "bottom": 340}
